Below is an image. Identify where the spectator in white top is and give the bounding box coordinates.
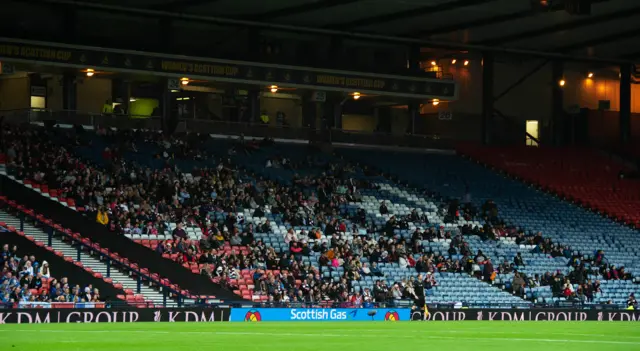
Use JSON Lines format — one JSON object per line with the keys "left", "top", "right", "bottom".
{"left": 399, "top": 255, "right": 409, "bottom": 269}
{"left": 21, "top": 261, "right": 33, "bottom": 277}
{"left": 39, "top": 261, "right": 51, "bottom": 278}
{"left": 284, "top": 229, "right": 297, "bottom": 244}
{"left": 360, "top": 263, "right": 371, "bottom": 276}
{"left": 391, "top": 284, "right": 403, "bottom": 300}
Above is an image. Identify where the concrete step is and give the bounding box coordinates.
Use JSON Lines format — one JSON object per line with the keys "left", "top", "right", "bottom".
{"left": 1, "top": 211, "right": 177, "bottom": 306}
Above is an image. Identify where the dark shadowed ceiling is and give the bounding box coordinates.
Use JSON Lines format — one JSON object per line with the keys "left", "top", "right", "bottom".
{"left": 6, "top": 0, "right": 640, "bottom": 64}
{"left": 102, "top": 0, "right": 640, "bottom": 60}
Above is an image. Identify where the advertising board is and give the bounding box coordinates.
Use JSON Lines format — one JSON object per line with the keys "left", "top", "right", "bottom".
{"left": 230, "top": 308, "right": 410, "bottom": 322}
{"left": 0, "top": 308, "right": 230, "bottom": 324}
{"left": 410, "top": 309, "right": 640, "bottom": 321}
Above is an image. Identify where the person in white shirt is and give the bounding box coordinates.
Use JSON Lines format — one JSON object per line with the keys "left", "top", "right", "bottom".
{"left": 360, "top": 263, "right": 371, "bottom": 276}
{"left": 284, "top": 229, "right": 297, "bottom": 244}
{"left": 392, "top": 284, "right": 403, "bottom": 300}
{"left": 39, "top": 261, "right": 51, "bottom": 278}
{"left": 399, "top": 255, "right": 409, "bottom": 269}
{"left": 21, "top": 261, "right": 33, "bottom": 277}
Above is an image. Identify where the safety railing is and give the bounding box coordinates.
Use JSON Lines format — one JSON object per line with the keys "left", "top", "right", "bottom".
{"left": 0, "top": 108, "right": 455, "bottom": 149}
{"left": 0, "top": 197, "right": 190, "bottom": 308}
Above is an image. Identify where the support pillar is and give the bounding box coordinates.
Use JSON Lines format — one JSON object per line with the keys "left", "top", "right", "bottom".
{"left": 161, "top": 79, "right": 172, "bottom": 134}
{"left": 620, "top": 64, "right": 632, "bottom": 145}
{"left": 407, "top": 46, "right": 421, "bottom": 135}
{"left": 551, "top": 61, "right": 565, "bottom": 146}
{"left": 111, "top": 79, "right": 131, "bottom": 115}
{"left": 301, "top": 92, "right": 316, "bottom": 129}
{"left": 377, "top": 106, "right": 391, "bottom": 134}
{"left": 248, "top": 89, "right": 260, "bottom": 124}
{"left": 408, "top": 45, "right": 421, "bottom": 74}
{"left": 481, "top": 52, "right": 494, "bottom": 145}
{"left": 333, "top": 101, "right": 343, "bottom": 130}
{"left": 62, "top": 73, "right": 77, "bottom": 111}
{"left": 408, "top": 103, "right": 419, "bottom": 134}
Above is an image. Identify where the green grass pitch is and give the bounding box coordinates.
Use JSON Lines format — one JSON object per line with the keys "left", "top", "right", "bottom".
{"left": 1, "top": 322, "right": 639, "bottom": 350}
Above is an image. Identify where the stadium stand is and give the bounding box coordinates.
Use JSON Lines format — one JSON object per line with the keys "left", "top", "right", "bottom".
{"left": 340, "top": 147, "right": 640, "bottom": 305}
{"left": 458, "top": 146, "right": 640, "bottom": 228}
{"left": 1, "top": 123, "right": 639, "bottom": 308}
{"left": 0, "top": 230, "right": 114, "bottom": 307}
{"left": 0, "top": 202, "right": 177, "bottom": 306}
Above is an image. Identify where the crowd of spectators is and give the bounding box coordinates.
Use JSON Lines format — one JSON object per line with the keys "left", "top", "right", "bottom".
{"left": 0, "top": 243, "right": 100, "bottom": 305}
{"left": 500, "top": 238, "right": 634, "bottom": 302}
{"left": 3, "top": 124, "right": 635, "bottom": 307}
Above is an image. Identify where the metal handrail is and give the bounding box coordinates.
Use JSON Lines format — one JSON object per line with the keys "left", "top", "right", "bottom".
{"left": 0, "top": 196, "right": 189, "bottom": 307}
{"left": 0, "top": 108, "right": 451, "bottom": 145}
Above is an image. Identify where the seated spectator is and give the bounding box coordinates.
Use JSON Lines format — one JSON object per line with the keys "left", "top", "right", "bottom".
{"left": 529, "top": 274, "right": 541, "bottom": 288}
{"left": 183, "top": 248, "right": 197, "bottom": 263}
{"left": 594, "top": 250, "right": 606, "bottom": 266}
{"left": 229, "top": 233, "right": 242, "bottom": 246}
{"left": 20, "top": 261, "right": 33, "bottom": 277}
{"left": 39, "top": 261, "right": 51, "bottom": 278}
{"left": 172, "top": 223, "right": 188, "bottom": 240}
{"left": 200, "top": 263, "right": 214, "bottom": 279}
{"left": 391, "top": 284, "right": 402, "bottom": 301}
{"left": 562, "top": 279, "right": 574, "bottom": 298}
{"left": 96, "top": 207, "right": 109, "bottom": 226}
{"left": 424, "top": 272, "right": 438, "bottom": 295}
{"left": 370, "top": 262, "right": 383, "bottom": 277}
{"left": 379, "top": 202, "right": 388, "bottom": 215}
{"left": 512, "top": 271, "right": 525, "bottom": 297}
{"left": 628, "top": 293, "right": 638, "bottom": 310}
{"left": 290, "top": 242, "right": 303, "bottom": 257}
{"left": 514, "top": 252, "right": 524, "bottom": 267}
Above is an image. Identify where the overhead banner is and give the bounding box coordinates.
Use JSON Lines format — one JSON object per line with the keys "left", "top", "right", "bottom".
{"left": 230, "top": 308, "right": 410, "bottom": 322}
{"left": 0, "top": 308, "right": 230, "bottom": 324}
{"left": 0, "top": 38, "right": 457, "bottom": 100}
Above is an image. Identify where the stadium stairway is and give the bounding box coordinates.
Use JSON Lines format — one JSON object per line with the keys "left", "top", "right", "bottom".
{"left": 0, "top": 210, "right": 177, "bottom": 307}
{"left": 0, "top": 174, "right": 239, "bottom": 302}
{"left": 0, "top": 220, "right": 124, "bottom": 302}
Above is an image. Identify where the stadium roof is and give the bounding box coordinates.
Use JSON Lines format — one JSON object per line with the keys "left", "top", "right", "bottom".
{"left": 114, "top": 0, "right": 640, "bottom": 61}
{"left": 13, "top": 0, "right": 640, "bottom": 64}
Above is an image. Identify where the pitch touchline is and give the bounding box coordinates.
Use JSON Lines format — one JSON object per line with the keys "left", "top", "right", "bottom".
{"left": 5, "top": 330, "right": 640, "bottom": 345}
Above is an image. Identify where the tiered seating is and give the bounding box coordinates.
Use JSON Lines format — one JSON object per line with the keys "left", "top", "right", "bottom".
{"left": 7, "top": 124, "right": 638, "bottom": 307}
{"left": 459, "top": 146, "right": 640, "bottom": 227}
{"left": 4, "top": 127, "right": 530, "bottom": 306}
{"left": 222, "top": 142, "right": 526, "bottom": 305}
{"left": 340, "top": 147, "right": 640, "bottom": 305}
{"left": 0, "top": 232, "right": 102, "bottom": 306}
{"left": 0, "top": 198, "right": 180, "bottom": 306}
